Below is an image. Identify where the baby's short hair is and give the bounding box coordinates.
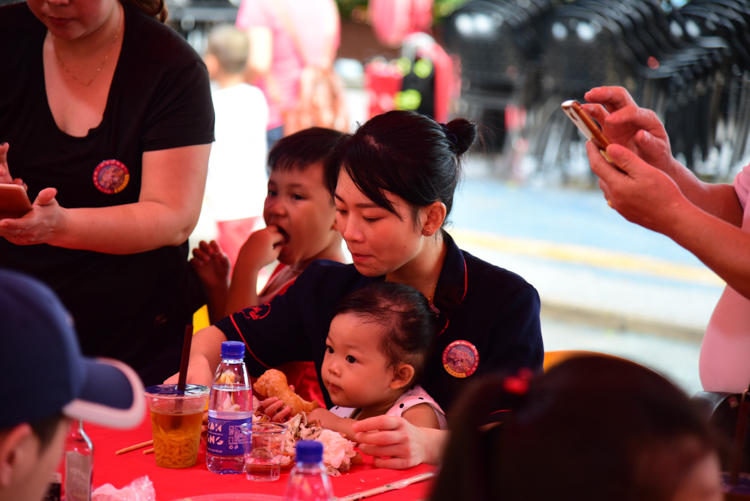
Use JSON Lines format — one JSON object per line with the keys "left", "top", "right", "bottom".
{"left": 332, "top": 282, "right": 438, "bottom": 385}
{"left": 206, "top": 24, "right": 248, "bottom": 75}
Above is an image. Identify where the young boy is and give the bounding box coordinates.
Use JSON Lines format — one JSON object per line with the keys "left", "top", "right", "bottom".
{"left": 0, "top": 270, "right": 144, "bottom": 501}
{"left": 191, "top": 24, "right": 269, "bottom": 247}
{"left": 191, "top": 127, "right": 346, "bottom": 404}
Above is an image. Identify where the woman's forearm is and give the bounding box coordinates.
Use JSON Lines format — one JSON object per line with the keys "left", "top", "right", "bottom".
{"left": 51, "top": 144, "right": 209, "bottom": 253}
{"left": 51, "top": 201, "right": 197, "bottom": 253}
{"left": 190, "top": 325, "right": 227, "bottom": 376}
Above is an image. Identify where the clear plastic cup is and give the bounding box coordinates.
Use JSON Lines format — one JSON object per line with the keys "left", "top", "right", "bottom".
{"left": 242, "top": 422, "right": 287, "bottom": 481}
{"left": 144, "top": 384, "right": 209, "bottom": 469}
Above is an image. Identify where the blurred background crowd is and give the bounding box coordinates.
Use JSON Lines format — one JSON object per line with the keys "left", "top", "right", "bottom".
{"left": 161, "top": 0, "right": 750, "bottom": 186}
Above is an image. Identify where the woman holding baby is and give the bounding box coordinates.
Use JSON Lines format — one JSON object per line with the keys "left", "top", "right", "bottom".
{"left": 172, "top": 110, "right": 543, "bottom": 467}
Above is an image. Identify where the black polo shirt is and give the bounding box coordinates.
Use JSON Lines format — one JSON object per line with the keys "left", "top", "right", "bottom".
{"left": 216, "top": 231, "right": 543, "bottom": 412}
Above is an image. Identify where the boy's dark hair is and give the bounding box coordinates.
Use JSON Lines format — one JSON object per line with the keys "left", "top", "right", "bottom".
{"left": 326, "top": 110, "right": 476, "bottom": 224}
{"left": 332, "top": 282, "right": 438, "bottom": 385}
{"left": 268, "top": 127, "right": 347, "bottom": 198}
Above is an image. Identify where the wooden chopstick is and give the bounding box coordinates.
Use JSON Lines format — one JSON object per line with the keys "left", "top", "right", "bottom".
{"left": 334, "top": 471, "right": 435, "bottom": 501}
{"left": 142, "top": 447, "right": 154, "bottom": 455}
{"left": 115, "top": 440, "right": 154, "bottom": 455}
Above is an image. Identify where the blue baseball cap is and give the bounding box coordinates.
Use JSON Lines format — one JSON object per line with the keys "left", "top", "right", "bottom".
{"left": 0, "top": 269, "right": 145, "bottom": 429}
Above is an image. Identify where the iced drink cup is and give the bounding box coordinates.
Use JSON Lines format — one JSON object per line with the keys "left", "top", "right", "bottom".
{"left": 243, "top": 422, "right": 286, "bottom": 481}
{"left": 145, "top": 384, "right": 209, "bottom": 469}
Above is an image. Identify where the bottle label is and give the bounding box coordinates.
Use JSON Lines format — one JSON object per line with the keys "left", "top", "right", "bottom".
{"left": 64, "top": 451, "right": 92, "bottom": 501}
{"left": 207, "top": 416, "right": 251, "bottom": 456}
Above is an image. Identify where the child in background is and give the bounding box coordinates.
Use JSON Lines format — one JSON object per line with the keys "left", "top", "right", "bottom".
{"left": 191, "top": 127, "right": 346, "bottom": 405}
{"left": 304, "top": 281, "right": 447, "bottom": 438}
{"left": 191, "top": 24, "right": 269, "bottom": 247}
{"left": 430, "top": 355, "right": 722, "bottom": 501}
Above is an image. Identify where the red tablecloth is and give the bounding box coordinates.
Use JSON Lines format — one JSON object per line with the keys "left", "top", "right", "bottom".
{"left": 89, "top": 412, "right": 435, "bottom": 501}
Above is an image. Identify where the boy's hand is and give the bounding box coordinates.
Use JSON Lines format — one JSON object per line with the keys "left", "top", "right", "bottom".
{"left": 236, "top": 226, "right": 285, "bottom": 272}
{"left": 191, "top": 240, "right": 230, "bottom": 291}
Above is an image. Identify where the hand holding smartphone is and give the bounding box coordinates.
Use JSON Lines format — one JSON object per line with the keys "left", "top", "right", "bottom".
{"left": 0, "top": 184, "right": 32, "bottom": 219}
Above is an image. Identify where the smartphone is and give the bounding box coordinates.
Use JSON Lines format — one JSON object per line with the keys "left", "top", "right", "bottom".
{"left": 561, "top": 100, "right": 611, "bottom": 150}
{"left": 0, "top": 184, "right": 32, "bottom": 219}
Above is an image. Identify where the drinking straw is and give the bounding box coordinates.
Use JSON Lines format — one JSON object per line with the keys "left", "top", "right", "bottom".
{"left": 729, "top": 385, "right": 750, "bottom": 485}
{"left": 177, "top": 324, "right": 193, "bottom": 394}
{"left": 115, "top": 439, "right": 153, "bottom": 455}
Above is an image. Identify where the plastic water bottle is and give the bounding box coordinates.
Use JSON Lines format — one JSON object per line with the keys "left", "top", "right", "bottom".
{"left": 206, "top": 340, "right": 253, "bottom": 474}
{"left": 64, "top": 419, "right": 93, "bottom": 501}
{"left": 284, "top": 441, "right": 334, "bottom": 500}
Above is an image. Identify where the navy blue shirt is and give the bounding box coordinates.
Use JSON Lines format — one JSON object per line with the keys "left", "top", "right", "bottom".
{"left": 216, "top": 231, "right": 543, "bottom": 412}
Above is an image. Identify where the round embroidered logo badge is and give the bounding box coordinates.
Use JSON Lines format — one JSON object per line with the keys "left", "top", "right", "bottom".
{"left": 442, "top": 340, "right": 479, "bottom": 378}
{"left": 93, "top": 159, "right": 129, "bottom": 194}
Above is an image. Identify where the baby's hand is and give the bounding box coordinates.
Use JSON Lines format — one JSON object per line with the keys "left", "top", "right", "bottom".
{"left": 257, "top": 396, "right": 293, "bottom": 423}
{"left": 191, "top": 240, "right": 230, "bottom": 291}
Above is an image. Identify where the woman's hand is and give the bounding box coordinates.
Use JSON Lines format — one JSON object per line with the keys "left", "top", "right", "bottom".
{"left": 583, "top": 86, "right": 674, "bottom": 174}
{"left": 351, "top": 415, "right": 446, "bottom": 469}
{"left": 0, "top": 188, "right": 64, "bottom": 245}
{"left": 0, "top": 143, "right": 25, "bottom": 186}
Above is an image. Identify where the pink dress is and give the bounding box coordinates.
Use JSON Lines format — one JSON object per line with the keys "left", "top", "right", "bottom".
{"left": 235, "top": 0, "right": 340, "bottom": 129}
{"left": 699, "top": 163, "right": 750, "bottom": 392}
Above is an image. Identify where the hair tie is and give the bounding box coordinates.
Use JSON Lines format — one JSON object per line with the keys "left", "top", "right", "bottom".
{"left": 503, "top": 368, "right": 533, "bottom": 396}
{"left": 440, "top": 123, "right": 458, "bottom": 148}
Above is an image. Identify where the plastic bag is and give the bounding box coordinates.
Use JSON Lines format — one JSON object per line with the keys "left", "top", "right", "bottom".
{"left": 92, "top": 476, "right": 155, "bottom": 501}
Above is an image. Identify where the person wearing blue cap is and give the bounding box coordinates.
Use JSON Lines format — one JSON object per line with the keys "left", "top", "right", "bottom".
{"left": 0, "top": 269, "right": 145, "bottom": 501}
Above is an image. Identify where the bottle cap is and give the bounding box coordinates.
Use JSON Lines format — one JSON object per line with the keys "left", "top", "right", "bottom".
{"left": 296, "top": 440, "right": 324, "bottom": 463}
{"left": 221, "top": 341, "right": 245, "bottom": 359}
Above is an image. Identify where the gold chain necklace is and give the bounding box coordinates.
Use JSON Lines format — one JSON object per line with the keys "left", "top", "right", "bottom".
{"left": 52, "top": 15, "right": 122, "bottom": 87}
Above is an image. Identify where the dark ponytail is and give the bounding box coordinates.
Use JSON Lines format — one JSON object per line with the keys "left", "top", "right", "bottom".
{"left": 124, "top": 0, "right": 168, "bottom": 22}
{"left": 443, "top": 118, "right": 476, "bottom": 155}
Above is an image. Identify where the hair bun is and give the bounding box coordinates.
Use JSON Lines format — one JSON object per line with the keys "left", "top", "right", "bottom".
{"left": 444, "top": 119, "right": 477, "bottom": 155}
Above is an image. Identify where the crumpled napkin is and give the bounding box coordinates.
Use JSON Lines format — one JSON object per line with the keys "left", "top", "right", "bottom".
{"left": 92, "top": 476, "right": 155, "bottom": 501}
